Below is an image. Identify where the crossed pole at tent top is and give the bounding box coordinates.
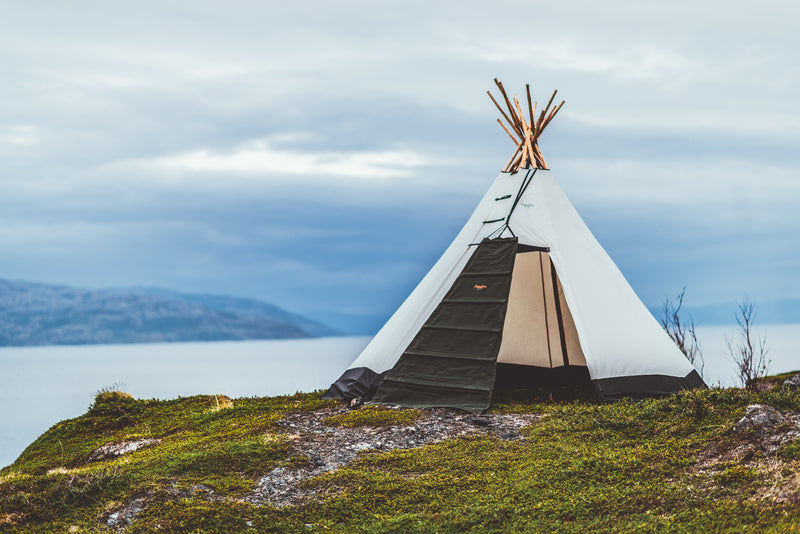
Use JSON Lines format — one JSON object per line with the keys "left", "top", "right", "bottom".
{"left": 488, "top": 78, "right": 565, "bottom": 173}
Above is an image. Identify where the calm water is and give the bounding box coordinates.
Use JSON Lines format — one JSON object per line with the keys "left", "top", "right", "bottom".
{"left": 690, "top": 324, "right": 798, "bottom": 387}
{"left": 1, "top": 327, "right": 798, "bottom": 469}
{"left": 0, "top": 337, "right": 370, "bottom": 469}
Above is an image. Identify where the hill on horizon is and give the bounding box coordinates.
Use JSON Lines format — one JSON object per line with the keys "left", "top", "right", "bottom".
{"left": 648, "top": 297, "right": 800, "bottom": 327}
{"left": 0, "top": 278, "right": 340, "bottom": 347}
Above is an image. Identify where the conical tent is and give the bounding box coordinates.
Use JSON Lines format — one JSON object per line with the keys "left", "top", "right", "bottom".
{"left": 324, "top": 81, "right": 704, "bottom": 412}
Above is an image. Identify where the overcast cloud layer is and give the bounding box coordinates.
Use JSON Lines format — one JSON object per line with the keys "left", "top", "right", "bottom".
{"left": 1, "top": 1, "right": 798, "bottom": 333}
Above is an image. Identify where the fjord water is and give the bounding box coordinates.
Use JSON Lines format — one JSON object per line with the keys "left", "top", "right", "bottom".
{"left": 1, "top": 327, "right": 798, "bottom": 469}
{"left": 0, "top": 337, "right": 370, "bottom": 469}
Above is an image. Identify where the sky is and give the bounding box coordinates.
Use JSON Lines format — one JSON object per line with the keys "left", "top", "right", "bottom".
{"left": 1, "top": 1, "right": 799, "bottom": 334}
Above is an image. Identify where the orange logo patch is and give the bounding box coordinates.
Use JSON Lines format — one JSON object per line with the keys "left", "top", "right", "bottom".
{"left": 474, "top": 284, "right": 487, "bottom": 291}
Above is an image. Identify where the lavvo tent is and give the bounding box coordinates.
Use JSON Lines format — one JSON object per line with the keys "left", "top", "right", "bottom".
{"left": 324, "top": 80, "right": 705, "bottom": 413}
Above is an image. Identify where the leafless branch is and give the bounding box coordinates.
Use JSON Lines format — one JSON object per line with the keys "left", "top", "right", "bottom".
{"left": 727, "top": 296, "right": 770, "bottom": 390}
{"left": 660, "top": 287, "right": 704, "bottom": 377}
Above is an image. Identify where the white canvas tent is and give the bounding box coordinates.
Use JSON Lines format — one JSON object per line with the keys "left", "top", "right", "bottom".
{"left": 324, "top": 81, "right": 704, "bottom": 412}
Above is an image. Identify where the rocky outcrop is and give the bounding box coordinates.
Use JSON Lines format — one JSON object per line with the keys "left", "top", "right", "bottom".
{"left": 86, "top": 439, "right": 161, "bottom": 463}
{"left": 105, "top": 484, "right": 222, "bottom": 531}
{"left": 244, "top": 406, "right": 539, "bottom": 508}
{"left": 693, "top": 404, "right": 800, "bottom": 504}
{"left": 106, "top": 495, "right": 151, "bottom": 530}
{"left": 721, "top": 404, "right": 800, "bottom": 463}
{"left": 734, "top": 404, "right": 786, "bottom": 431}
{"left": 86, "top": 405, "right": 539, "bottom": 529}
{"left": 730, "top": 404, "right": 799, "bottom": 458}
{"left": 783, "top": 374, "right": 800, "bottom": 393}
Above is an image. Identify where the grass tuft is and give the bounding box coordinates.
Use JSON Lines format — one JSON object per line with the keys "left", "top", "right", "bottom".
{"left": 210, "top": 395, "right": 234, "bottom": 412}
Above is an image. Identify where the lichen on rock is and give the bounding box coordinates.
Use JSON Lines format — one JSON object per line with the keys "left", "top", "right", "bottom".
{"left": 734, "top": 404, "right": 786, "bottom": 431}
{"left": 783, "top": 374, "right": 800, "bottom": 393}
{"left": 86, "top": 439, "right": 162, "bottom": 463}
{"left": 244, "top": 406, "right": 539, "bottom": 507}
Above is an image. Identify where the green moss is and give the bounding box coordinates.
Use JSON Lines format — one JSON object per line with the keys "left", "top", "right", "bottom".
{"left": 1, "top": 387, "right": 799, "bottom": 533}
{"left": 764, "top": 370, "right": 800, "bottom": 381}
{"left": 756, "top": 369, "right": 800, "bottom": 390}
{"left": 127, "top": 498, "right": 252, "bottom": 533}
{"left": 0, "top": 390, "right": 336, "bottom": 531}
{"left": 716, "top": 462, "right": 758, "bottom": 487}
{"left": 781, "top": 439, "right": 800, "bottom": 460}
{"left": 324, "top": 406, "right": 422, "bottom": 428}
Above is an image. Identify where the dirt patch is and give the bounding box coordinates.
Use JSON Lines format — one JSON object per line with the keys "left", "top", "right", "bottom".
{"left": 244, "top": 405, "right": 539, "bottom": 507}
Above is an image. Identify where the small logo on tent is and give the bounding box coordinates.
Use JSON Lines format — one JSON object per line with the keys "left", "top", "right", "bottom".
{"left": 474, "top": 284, "right": 487, "bottom": 291}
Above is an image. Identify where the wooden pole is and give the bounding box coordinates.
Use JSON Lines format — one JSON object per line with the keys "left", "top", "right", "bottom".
{"left": 490, "top": 80, "right": 564, "bottom": 171}
{"left": 526, "top": 84, "right": 536, "bottom": 135}
{"left": 495, "top": 79, "right": 524, "bottom": 133}
{"left": 514, "top": 96, "right": 537, "bottom": 170}
{"left": 534, "top": 100, "right": 565, "bottom": 142}
{"left": 503, "top": 141, "right": 523, "bottom": 172}
{"left": 513, "top": 96, "right": 527, "bottom": 131}
{"left": 510, "top": 148, "right": 525, "bottom": 172}
{"left": 488, "top": 91, "right": 521, "bottom": 138}
{"left": 536, "top": 89, "right": 557, "bottom": 130}
{"left": 529, "top": 100, "right": 538, "bottom": 139}
{"left": 497, "top": 118, "right": 520, "bottom": 144}
{"left": 533, "top": 143, "right": 547, "bottom": 169}
{"left": 541, "top": 90, "right": 558, "bottom": 123}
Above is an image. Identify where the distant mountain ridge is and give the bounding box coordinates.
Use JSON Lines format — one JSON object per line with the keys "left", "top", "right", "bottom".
{"left": 648, "top": 298, "right": 800, "bottom": 327}
{"left": 0, "top": 278, "right": 339, "bottom": 347}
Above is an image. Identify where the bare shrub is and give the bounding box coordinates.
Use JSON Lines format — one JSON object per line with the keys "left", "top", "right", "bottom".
{"left": 727, "top": 296, "right": 770, "bottom": 390}
{"left": 660, "top": 288, "right": 704, "bottom": 377}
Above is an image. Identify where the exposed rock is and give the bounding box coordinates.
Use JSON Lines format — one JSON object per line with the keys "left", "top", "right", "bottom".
{"left": 244, "top": 406, "right": 539, "bottom": 508}
{"left": 783, "top": 374, "right": 800, "bottom": 393}
{"left": 86, "top": 439, "right": 161, "bottom": 463}
{"left": 105, "top": 483, "right": 224, "bottom": 531}
{"left": 700, "top": 405, "right": 800, "bottom": 464}
{"left": 692, "top": 406, "right": 800, "bottom": 504}
{"left": 717, "top": 406, "right": 800, "bottom": 459}
{"left": 106, "top": 495, "right": 150, "bottom": 529}
{"left": 734, "top": 404, "right": 786, "bottom": 430}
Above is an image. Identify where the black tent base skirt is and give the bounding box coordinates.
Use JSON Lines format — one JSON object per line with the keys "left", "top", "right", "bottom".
{"left": 323, "top": 365, "right": 706, "bottom": 408}
{"left": 594, "top": 369, "right": 705, "bottom": 401}
{"left": 494, "top": 365, "right": 705, "bottom": 403}
{"left": 322, "top": 367, "right": 387, "bottom": 401}
{"left": 495, "top": 363, "right": 592, "bottom": 389}
{"left": 492, "top": 364, "right": 597, "bottom": 402}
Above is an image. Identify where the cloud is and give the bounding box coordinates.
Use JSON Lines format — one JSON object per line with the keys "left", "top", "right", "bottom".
{"left": 476, "top": 40, "right": 704, "bottom": 85}
{"left": 0, "top": 1, "right": 799, "bottom": 332}
{"left": 0, "top": 219, "right": 121, "bottom": 255}
{"left": 127, "top": 137, "right": 435, "bottom": 179}
{"left": 560, "top": 157, "right": 800, "bottom": 216}
{"left": 0, "top": 125, "right": 39, "bottom": 146}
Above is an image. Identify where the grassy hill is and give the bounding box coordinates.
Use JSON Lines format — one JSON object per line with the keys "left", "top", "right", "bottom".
{"left": 1, "top": 376, "right": 799, "bottom": 533}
